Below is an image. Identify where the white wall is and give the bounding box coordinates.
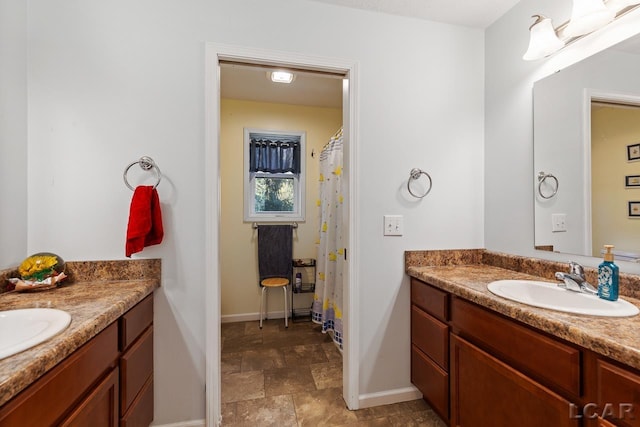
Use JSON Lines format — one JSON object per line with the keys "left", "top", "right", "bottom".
{"left": 485, "top": 0, "right": 640, "bottom": 275}
{"left": 24, "top": 0, "right": 483, "bottom": 423}
{"left": 0, "top": 0, "right": 28, "bottom": 269}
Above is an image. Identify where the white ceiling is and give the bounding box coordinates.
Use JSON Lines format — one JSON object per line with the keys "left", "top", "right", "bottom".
{"left": 220, "top": 63, "right": 344, "bottom": 108}
{"left": 221, "top": 0, "right": 523, "bottom": 108}
{"left": 307, "top": 0, "right": 522, "bottom": 29}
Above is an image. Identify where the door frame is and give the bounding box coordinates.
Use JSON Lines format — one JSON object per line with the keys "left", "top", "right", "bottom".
{"left": 204, "top": 42, "right": 360, "bottom": 426}
{"left": 582, "top": 88, "right": 640, "bottom": 257}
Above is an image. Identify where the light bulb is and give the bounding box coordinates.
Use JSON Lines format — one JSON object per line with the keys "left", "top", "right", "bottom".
{"left": 565, "top": 0, "right": 615, "bottom": 37}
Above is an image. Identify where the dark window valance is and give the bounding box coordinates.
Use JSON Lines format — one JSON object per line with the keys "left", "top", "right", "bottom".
{"left": 249, "top": 134, "right": 301, "bottom": 174}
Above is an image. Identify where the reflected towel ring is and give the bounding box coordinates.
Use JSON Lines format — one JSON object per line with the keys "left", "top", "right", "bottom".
{"left": 124, "top": 156, "right": 162, "bottom": 191}
{"left": 408, "top": 168, "right": 432, "bottom": 199}
{"left": 537, "top": 171, "right": 558, "bottom": 199}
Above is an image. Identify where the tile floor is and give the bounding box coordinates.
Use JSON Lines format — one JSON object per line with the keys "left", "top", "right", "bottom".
{"left": 221, "top": 319, "right": 447, "bottom": 426}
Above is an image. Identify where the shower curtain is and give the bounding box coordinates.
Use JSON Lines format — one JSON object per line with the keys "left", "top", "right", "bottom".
{"left": 312, "top": 129, "right": 344, "bottom": 350}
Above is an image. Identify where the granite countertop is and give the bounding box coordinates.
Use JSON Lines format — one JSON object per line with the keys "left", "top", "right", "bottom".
{"left": 0, "top": 259, "right": 160, "bottom": 407}
{"left": 406, "top": 250, "right": 640, "bottom": 372}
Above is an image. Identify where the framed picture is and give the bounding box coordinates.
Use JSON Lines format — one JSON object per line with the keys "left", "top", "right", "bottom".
{"left": 625, "top": 175, "right": 640, "bottom": 188}
{"left": 628, "top": 143, "right": 640, "bottom": 161}
{"left": 629, "top": 201, "right": 640, "bottom": 218}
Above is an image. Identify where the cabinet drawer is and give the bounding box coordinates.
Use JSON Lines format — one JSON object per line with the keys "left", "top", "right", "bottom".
{"left": 120, "top": 294, "right": 153, "bottom": 351}
{"left": 60, "top": 367, "right": 118, "bottom": 427}
{"left": 451, "top": 297, "right": 581, "bottom": 398}
{"left": 0, "top": 322, "right": 119, "bottom": 426}
{"left": 120, "top": 326, "right": 153, "bottom": 414}
{"left": 597, "top": 360, "right": 640, "bottom": 427}
{"left": 411, "top": 344, "right": 448, "bottom": 422}
{"left": 450, "top": 334, "right": 578, "bottom": 427}
{"left": 411, "top": 278, "right": 448, "bottom": 321}
{"left": 411, "top": 305, "right": 448, "bottom": 369}
{"left": 121, "top": 377, "right": 154, "bottom": 427}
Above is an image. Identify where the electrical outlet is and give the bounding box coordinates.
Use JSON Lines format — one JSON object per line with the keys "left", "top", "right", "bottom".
{"left": 552, "top": 213, "right": 567, "bottom": 232}
{"left": 383, "top": 215, "right": 403, "bottom": 236}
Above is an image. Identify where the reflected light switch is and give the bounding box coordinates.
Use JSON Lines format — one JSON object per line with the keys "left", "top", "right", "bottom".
{"left": 552, "top": 213, "right": 567, "bottom": 232}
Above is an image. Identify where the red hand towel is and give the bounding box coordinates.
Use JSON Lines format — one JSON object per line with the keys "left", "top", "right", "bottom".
{"left": 126, "top": 185, "right": 164, "bottom": 257}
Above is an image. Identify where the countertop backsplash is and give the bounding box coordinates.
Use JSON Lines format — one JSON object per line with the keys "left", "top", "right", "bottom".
{"left": 405, "top": 249, "right": 640, "bottom": 299}
{"left": 0, "top": 258, "right": 161, "bottom": 295}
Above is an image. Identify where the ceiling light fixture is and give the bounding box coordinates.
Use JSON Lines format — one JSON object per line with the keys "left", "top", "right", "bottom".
{"left": 523, "top": 0, "right": 640, "bottom": 61}
{"left": 269, "top": 71, "right": 295, "bottom": 84}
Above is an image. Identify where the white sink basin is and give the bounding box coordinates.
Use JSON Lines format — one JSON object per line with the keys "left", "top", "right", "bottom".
{"left": 0, "top": 308, "right": 71, "bottom": 360}
{"left": 487, "top": 280, "right": 639, "bottom": 317}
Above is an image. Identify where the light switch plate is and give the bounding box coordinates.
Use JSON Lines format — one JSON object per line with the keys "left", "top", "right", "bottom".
{"left": 384, "top": 215, "right": 403, "bottom": 236}
{"left": 552, "top": 213, "right": 567, "bottom": 232}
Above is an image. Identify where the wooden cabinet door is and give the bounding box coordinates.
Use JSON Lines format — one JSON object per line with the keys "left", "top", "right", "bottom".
{"left": 599, "top": 417, "right": 618, "bottom": 427}
{"left": 597, "top": 359, "right": 640, "bottom": 427}
{"left": 120, "top": 326, "right": 153, "bottom": 414}
{"left": 450, "top": 334, "right": 578, "bottom": 427}
{"left": 0, "top": 323, "right": 118, "bottom": 427}
{"left": 412, "top": 345, "right": 448, "bottom": 421}
{"left": 60, "top": 368, "right": 118, "bottom": 427}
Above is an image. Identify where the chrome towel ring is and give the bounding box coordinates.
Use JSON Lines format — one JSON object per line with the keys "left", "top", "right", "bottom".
{"left": 124, "top": 156, "right": 162, "bottom": 191}
{"left": 408, "top": 168, "right": 433, "bottom": 199}
{"left": 537, "top": 171, "right": 558, "bottom": 199}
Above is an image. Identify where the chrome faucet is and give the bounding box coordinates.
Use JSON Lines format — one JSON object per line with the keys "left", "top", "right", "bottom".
{"left": 555, "top": 261, "right": 598, "bottom": 295}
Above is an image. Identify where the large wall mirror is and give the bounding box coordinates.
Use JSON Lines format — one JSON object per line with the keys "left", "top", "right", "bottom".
{"left": 534, "top": 33, "right": 640, "bottom": 261}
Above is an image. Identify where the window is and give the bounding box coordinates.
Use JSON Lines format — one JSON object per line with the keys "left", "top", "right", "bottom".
{"left": 244, "top": 128, "right": 306, "bottom": 222}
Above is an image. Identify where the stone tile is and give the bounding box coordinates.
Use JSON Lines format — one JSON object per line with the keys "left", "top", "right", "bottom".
{"left": 264, "top": 366, "right": 316, "bottom": 397}
{"left": 221, "top": 352, "right": 242, "bottom": 374}
{"left": 221, "top": 371, "right": 265, "bottom": 403}
{"left": 221, "top": 322, "right": 246, "bottom": 339}
{"left": 354, "top": 401, "right": 410, "bottom": 421}
{"left": 263, "top": 329, "right": 331, "bottom": 349}
{"left": 279, "top": 319, "right": 318, "bottom": 332}
{"left": 222, "top": 333, "right": 262, "bottom": 354}
{"left": 284, "top": 344, "right": 329, "bottom": 366}
{"left": 399, "top": 398, "right": 431, "bottom": 413}
{"left": 335, "top": 417, "right": 393, "bottom": 426}
{"left": 235, "top": 395, "right": 298, "bottom": 427}
{"left": 293, "top": 387, "right": 359, "bottom": 426}
{"left": 322, "top": 341, "right": 343, "bottom": 360}
{"left": 245, "top": 319, "right": 280, "bottom": 335}
{"left": 386, "top": 409, "right": 448, "bottom": 427}
{"left": 241, "top": 348, "right": 286, "bottom": 371}
{"left": 310, "top": 361, "right": 342, "bottom": 390}
{"left": 221, "top": 402, "right": 237, "bottom": 425}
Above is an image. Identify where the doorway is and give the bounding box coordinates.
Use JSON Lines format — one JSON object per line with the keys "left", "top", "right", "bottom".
{"left": 587, "top": 91, "right": 640, "bottom": 259}
{"left": 204, "top": 43, "right": 359, "bottom": 426}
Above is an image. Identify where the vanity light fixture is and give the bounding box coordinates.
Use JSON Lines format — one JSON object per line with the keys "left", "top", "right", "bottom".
{"left": 565, "top": 0, "right": 615, "bottom": 37}
{"left": 523, "top": 0, "right": 640, "bottom": 60}
{"left": 269, "top": 71, "right": 295, "bottom": 84}
{"left": 523, "top": 15, "right": 565, "bottom": 61}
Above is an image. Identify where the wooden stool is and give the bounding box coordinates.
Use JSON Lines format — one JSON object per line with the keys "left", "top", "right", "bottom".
{"left": 260, "top": 277, "right": 289, "bottom": 328}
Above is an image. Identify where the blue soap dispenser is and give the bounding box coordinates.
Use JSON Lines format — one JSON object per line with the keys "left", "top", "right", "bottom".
{"left": 598, "top": 245, "right": 619, "bottom": 301}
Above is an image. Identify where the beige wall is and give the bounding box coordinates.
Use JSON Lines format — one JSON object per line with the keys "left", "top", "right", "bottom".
{"left": 591, "top": 105, "right": 640, "bottom": 257}
{"left": 220, "top": 98, "right": 342, "bottom": 318}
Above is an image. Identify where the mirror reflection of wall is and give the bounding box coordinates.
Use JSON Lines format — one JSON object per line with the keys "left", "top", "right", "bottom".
{"left": 591, "top": 102, "right": 640, "bottom": 260}
{"left": 533, "top": 32, "right": 640, "bottom": 259}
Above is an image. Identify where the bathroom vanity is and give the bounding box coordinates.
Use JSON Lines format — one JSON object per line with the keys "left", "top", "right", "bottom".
{"left": 0, "top": 259, "right": 159, "bottom": 426}
{"left": 407, "top": 250, "right": 640, "bottom": 427}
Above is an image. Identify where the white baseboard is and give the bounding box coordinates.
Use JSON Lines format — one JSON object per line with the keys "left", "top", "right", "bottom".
{"left": 151, "top": 419, "right": 205, "bottom": 427}
{"left": 221, "top": 310, "right": 287, "bottom": 323}
{"left": 358, "top": 386, "right": 422, "bottom": 409}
